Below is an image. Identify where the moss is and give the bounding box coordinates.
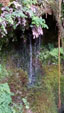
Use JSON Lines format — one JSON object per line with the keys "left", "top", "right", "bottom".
{"left": 43, "top": 64, "right": 64, "bottom": 105}
{"left": 0, "top": 47, "right": 64, "bottom": 113}
{"left": 25, "top": 65, "right": 59, "bottom": 113}
{"left": 26, "top": 64, "right": 64, "bottom": 113}
{"left": 27, "top": 86, "right": 57, "bottom": 113}
{"left": 8, "top": 68, "right": 28, "bottom": 103}
{"left": 6, "top": 62, "right": 59, "bottom": 113}
{"left": 43, "top": 65, "right": 59, "bottom": 86}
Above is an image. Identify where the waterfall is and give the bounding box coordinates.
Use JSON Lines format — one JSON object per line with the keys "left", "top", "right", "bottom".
{"left": 35, "top": 37, "right": 41, "bottom": 74}
{"left": 39, "top": 36, "right": 41, "bottom": 50}
{"left": 35, "top": 39, "right": 38, "bottom": 73}
{"left": 29, "top": 37, "right": 33, "bottom": 84}
{"left": 28, "top": 36, "right": 42, "bottom": 85}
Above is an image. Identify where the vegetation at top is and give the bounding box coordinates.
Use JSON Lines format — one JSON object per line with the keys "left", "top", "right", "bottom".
{"left": 0, "top": 0, "right": 48, "bottom": 49}
{"left": 21, "top": 0, "right": 37, "bottom": 6}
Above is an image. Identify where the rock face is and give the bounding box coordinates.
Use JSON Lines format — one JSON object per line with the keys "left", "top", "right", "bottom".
{"left": 0, "top": 0, "right": 10, "bottom": 6}
{"left": 59, "top": 105, "right": 64, "bottom": 113}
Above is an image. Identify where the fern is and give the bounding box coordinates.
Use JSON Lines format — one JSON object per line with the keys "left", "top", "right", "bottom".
{"left": 5, "top": 14, "right": 14, "bottom": 25}
{"left": 39, "top": 47, "right": 64, "bottom": 64}
{"left": 0, "top": 64, "right": 9, "bottom": 79}
{"left": 22, "top": 0, "right": 37, "bottom": 6}
{"left": 12, "top": 10, "right": 27, "bottom": 18}
{"left": 32, "top": 16, "right": 48, "bottom": 29}
{"left": 0, "top": 83, "right": 13, "bottom": 113}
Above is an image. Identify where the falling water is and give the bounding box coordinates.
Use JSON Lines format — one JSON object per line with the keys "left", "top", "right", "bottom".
{"left": 28, "top": 36, "right": 42, "bottom": 85}
{"left": 35, "top": 39, "right": 38, "bottom": 73}
{"left": 9, "top": 35, "right": 42, "bottom": 86}
{"left": 39, "top": 36, "right": 41, "bottom": 50}
{"left": 35, "top": 37, "right": 41, "bottom": 74}
{"left": 29, "top": 37, "right": 33, "bottom": 84}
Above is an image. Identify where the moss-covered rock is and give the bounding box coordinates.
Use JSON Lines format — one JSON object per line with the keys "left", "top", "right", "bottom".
{"left": 43, "top": 64, "right": 64, "bottom": 106}
{"left": 8, "top": 68, "right": 28, "bottom": 103}
{"left": 27, "top": 87, "right": 57, "bottom": 113}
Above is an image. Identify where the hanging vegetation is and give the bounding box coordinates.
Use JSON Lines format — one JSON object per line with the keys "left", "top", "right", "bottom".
{"left": 0, "top": 0, "right": 49, "bottom": 49}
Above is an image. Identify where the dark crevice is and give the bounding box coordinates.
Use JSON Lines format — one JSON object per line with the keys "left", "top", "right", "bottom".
{"left": 42, "top": 14, "right": 58, "bottom": 46}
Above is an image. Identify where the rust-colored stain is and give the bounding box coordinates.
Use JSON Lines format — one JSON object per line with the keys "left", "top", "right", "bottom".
{"left": 0, "top": 0, "right": 10, "bottom": 6}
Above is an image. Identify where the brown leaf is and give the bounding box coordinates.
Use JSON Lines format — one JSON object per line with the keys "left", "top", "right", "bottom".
{"left": 32, "top": 26, "right": 43, "bottom": 39}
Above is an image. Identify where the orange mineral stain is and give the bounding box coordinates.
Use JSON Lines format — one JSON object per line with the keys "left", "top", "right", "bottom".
{"left": 0, "top": 0, "right": 10, "bottom": 6}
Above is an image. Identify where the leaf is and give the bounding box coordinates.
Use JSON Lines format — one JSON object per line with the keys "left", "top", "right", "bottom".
{"left": 0, "top": 17, "right": 3, "bottom": 22}
{"left": 5, "top": 14, "right": 14, "bottom": 25}
{"left": 0, "top": 83, "right": 14, "bottom": 113}
{"left": 1, "top": 24, "right": 7, "bottom": 34}
{"left": 32, "top": 26, "right": 43, "bottom": 38}
{"left": 22, "top": 98, "right": 30, "bottom": 109}
{"left": 12, "top": 10, "right": 27, "bottom": 18}
{"left": 32, "top": 16, "right": 48, "bottom": 29}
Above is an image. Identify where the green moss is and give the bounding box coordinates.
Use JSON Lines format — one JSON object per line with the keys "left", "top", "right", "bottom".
{"left": 8, "top": 68, "right": 28, "bottom": 101}
{"left": 27, "top": 87, "right": 57, "bottom": 113}
{"left": 43, "top": 65, "right": 64, "bottom": 105}
{"left": 25, "top": 65, "right": 59, "bottom": 113}
{"left": 26, "top": 64, "right": 64, "bottom": 113}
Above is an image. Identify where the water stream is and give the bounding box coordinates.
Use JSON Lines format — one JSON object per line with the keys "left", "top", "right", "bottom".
{"left": 28, "top": 36, "right": 42, "bottom": 85}
{"left": 1, "top": 35, "right": 42, "bottom": 86}
{"left": 29, "top": 37, "right": 33, "bottom": 84}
